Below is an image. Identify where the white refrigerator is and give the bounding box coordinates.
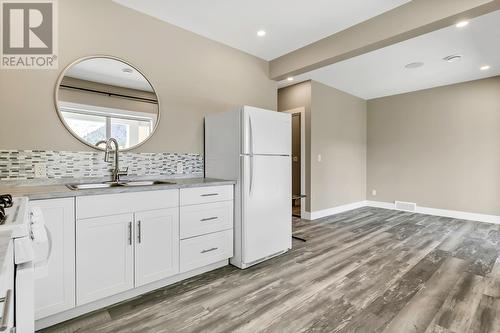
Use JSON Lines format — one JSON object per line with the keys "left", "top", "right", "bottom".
{"left": 205, "top": 106, "right": 292, "bottom": 269}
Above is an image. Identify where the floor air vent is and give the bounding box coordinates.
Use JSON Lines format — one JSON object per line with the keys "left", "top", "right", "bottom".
{"left": 395, "top": 201, "right": 417, "bottom": 212}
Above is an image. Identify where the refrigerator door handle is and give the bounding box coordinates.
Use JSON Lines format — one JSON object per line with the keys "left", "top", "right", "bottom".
{"left": 249, "top": 155, "right": 254, "bottom": 195}
{"left": 248, "top": 114, "right": 255, "bottom": 195}
{"left": 249, "top": 115, "right": 254, "bottom": 155}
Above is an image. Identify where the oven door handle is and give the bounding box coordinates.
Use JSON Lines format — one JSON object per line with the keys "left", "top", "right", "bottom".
{"left": 0, "top": 289, "right": 12, "bottom": 331}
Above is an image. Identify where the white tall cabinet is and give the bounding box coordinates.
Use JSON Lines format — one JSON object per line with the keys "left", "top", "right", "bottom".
{"left": 30, "top": 198, "right": 75, "bottom": 319}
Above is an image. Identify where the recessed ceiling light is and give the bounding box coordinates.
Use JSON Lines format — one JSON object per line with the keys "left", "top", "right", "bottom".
{"left": 443, "top": 55, "right": 462, "bottom": 63}
{"left": 455, "top": 20, "right": 469, "bottom": 28}
{"left": 122, "top": 68, "right": 134, "bottom": 74}
{"left": 257, "top": 30, "right": 266, "bottom": 37}
{"left": 287, "top": 77, "right": 294, "bottom": 81}
{"left": 404, "top": 62, "right": 424, "bottom": 69}
{"left": 480, "top": 65, "right": 491, "bottom": 71}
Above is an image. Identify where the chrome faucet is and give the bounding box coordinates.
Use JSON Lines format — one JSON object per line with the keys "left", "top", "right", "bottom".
{"left": 95, "top": 138, "right": 128, "bottom": 182}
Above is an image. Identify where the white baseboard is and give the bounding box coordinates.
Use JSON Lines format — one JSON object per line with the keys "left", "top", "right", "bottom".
{"left": 304, "top": 200, "right": 500, "bottom": 225}
{"left": 367, "top": 201, "right": 500, "bottom": 224}
{"left": 304, "top": 201, "right": 367, "bottom": 220}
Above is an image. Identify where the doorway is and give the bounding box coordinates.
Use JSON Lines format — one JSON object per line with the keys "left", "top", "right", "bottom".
{"left": 283, "top": 108, "right": 305, "bottom": 219}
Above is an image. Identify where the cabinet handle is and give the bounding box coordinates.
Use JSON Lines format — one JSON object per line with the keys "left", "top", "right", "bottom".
{"left": 137, "top": 220, "right": 142, "bottom": 244}
{"left": 200, "top": 217, "right": 218, "bottom": 222}
{"left": 0, "top": 289, "right": 12, "bottom": 331}
{"left": 201, "top": 193, "right": 218, "bottom": 197}
{"left": 201, "top": 247, "right": 218, "bottom": 254}
{"left": 128, "top": 222, "right": 132, "bottom": 245}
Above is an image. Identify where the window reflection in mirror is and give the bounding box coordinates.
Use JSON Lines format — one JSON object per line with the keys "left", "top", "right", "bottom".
{"left": 55, "top": 57, "right": 159, "bottom": 150}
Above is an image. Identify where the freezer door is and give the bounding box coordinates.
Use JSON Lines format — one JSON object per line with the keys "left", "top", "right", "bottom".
{"left": 242, "top": 107, "right": 291, "bottom": 155}
{"left": 241, "top": 155, "right": 292, "bottom": 264}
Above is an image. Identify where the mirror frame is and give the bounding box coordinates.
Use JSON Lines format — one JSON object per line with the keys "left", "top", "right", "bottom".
{"left": 54, "top": 55, "right": 161, "bottom": 151}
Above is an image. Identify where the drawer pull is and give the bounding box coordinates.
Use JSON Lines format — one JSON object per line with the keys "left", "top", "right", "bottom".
{"left": 0, "top": 289, "right": 12, "bottom": 331}
{"left": 200, "top": 217, "right": 218, "bottom": 222}
{"left": 201, "top": 193, "right": 219, "bottom": 197}
{"left": 201, "top": 247, "right": 218, "bottom": 254}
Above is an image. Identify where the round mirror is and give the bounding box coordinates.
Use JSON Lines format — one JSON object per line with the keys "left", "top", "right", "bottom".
{"left": 55, "top": 56, "right": 160, "bottom": 151}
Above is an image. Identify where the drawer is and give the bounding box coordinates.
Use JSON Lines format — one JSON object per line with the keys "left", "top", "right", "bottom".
{"left": 180, "top": 201, "right": 233, "bottom": 239}
{"left": 180, "top": 186, "right": 233, "bottom": 206}
{"left": 77, "top": 190, "right": 178, "bottom": 219}
{"left": 180, "top": 230, "right": 233, "bottom": 273}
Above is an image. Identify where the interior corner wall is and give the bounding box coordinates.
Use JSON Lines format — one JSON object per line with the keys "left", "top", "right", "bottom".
{"left": 278, "top": 81, "right": 367, "bottom": 214}
{"left": 367, "top": 76, "right": 500, "bottom": 216}
{"left": 278, "top": 81, "right": 312, "bottom": 211}
{"left": 310, "top": 81, "right": 367, "bottom": 212}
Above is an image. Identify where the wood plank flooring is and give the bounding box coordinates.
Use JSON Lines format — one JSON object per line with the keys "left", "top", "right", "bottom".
{"left": 40, "top": 207, "right": 500, "bottom": 333}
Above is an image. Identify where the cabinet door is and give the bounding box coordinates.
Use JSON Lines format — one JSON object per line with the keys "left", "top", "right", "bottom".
{"left": 135, "top": 208, "right": 179, "bottom": 287}
{"left": 31, "top": 198, "right": 75, "bottom": 320}
{"left": 76, "top": 214, "right": 134, "bottom": 305}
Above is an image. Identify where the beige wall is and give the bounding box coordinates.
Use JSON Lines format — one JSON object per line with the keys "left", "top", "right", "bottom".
{"left": 367, "top": 76, "right": 500, "bottom": 215}
{"left": 0, "top": 0, "right": 276, "bottom": 153}
{"left": 310, "top": 81, "right": 367, "bottom": 211}
{"left": 278, "top": 81, "right": 367, "bottom": 212}
{"left": 278, "top": 81, "right": 312, "bottom": 210}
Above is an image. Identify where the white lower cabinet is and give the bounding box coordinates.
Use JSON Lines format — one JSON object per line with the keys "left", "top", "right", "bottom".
{"left": 35, "top": 185, "right": 233, "bottom": 326}
{"left": 76, "top": 214, "right": 135, "bottom": 306}
{"left": 76, "top": 210, "right": 181, "bottom": 305}
{"left": 180, "top": 230, "right": 233, "bottom": 273}
{"left": 135, "top": 208, "right": 179, "bottom": 287}
{"left": 32, "top": 198, "right": 75, "bottom": 320}
{"left": 180, "top": 201, "right": 233, "bottom": 239}
{"left": 179, "top": 186, "right": 234, "bottom": 273}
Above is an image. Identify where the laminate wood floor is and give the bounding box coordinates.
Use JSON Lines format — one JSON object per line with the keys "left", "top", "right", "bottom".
{"left": 40, "top": 207, "right": 500, "bottom": 333}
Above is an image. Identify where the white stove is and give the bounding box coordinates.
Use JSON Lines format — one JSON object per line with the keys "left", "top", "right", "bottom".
{"left": 0, "top": 194, "right": 49, "bottom": 333}
{"left": 1, "top": 197, "right": 29, "bottom": 235}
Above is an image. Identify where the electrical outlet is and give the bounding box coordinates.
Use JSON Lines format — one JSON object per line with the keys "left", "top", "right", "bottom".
{"left": 317, "top": 154, "right": 322, "bottom": 162}
{"left": 372, "top": 189, "right": 377, "bottom": 196}
{"left": 176, "top": 162, "right": 184, "bottom": 174}
{"left": 34, "top": 163, "right": 47, "bottom": 178}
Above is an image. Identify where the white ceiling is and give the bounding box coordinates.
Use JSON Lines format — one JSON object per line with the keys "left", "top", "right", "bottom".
{"left": 280, "top": 10, "right": 500, "bottom": 99}
{"left": 113, "top": 0, "right": 410, "bottom": 60}
{"left": 66, "top": 58, "right": 154, "bottom": 92}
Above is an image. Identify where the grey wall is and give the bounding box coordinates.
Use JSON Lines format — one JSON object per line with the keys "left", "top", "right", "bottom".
{"left": 0, "top": 0, "right": 276, "bottom": 153}
{"left": 310, "top": 81, "right": 367, "bottom": 212}
{"left": 367, "top": 76, "right": 500, "bottom": 215}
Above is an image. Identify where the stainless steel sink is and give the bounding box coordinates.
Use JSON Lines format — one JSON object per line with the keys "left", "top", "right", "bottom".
{"left": 66, "top": 180, "right": 176, "bottom": 190}
{"left": 119, "top": 180, "right": 155, "bottom": 187}
{"left": 66, "top": 182, "right": 121, "bottom": 190}
{"left": 120, "top": 180, "right": 176, "bottom": 187}
{"left": 151, "top": 180, "right": 176, "bottom": 185}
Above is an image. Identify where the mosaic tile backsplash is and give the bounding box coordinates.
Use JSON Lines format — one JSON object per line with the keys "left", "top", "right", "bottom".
{"left": 0, "top": 150, "right": 204, "bottom": 181}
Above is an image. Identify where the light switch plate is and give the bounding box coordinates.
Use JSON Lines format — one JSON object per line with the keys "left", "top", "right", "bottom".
{"left": 372, "top": 189, "right": 377, "bottom": 196}
{"left": 317, "top": 154, "right": 322, "bottom": 162}
{"left": 34, "top": 163, "right": 47, "bottom": 178}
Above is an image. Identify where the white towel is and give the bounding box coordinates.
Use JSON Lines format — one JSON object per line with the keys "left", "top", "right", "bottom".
{"left": 30, "top": 207, "right": 48, "bottom": 244}
{"left": 30, "top": 207, "right": 50, "bottom": 279}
